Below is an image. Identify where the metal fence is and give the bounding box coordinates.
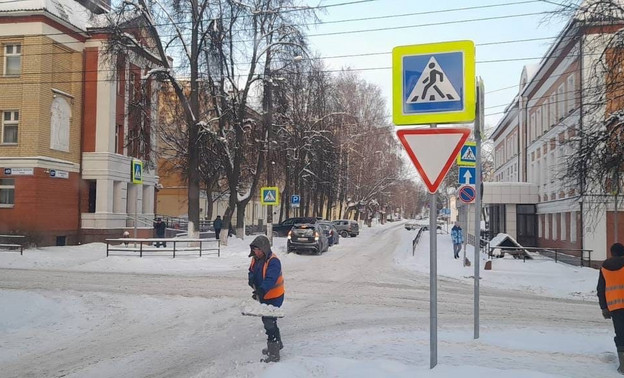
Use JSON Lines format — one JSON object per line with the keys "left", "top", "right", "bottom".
{"left": 487, "top": 245, "right": 593, "bottom": 267}
{"left": 412, "top": 227, "right": 426, "bottom": 256}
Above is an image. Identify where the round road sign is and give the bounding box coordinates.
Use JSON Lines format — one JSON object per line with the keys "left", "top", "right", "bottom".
{"left": 458, "top": 185, "right": 476, "bottom": 204}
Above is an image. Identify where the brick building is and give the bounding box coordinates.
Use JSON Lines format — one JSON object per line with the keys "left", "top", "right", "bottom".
{"left": 0, "top": 0, "right": 163, "bottom": 245}
{"left": 490, "top": 2, "right": 624, "bottom": 262}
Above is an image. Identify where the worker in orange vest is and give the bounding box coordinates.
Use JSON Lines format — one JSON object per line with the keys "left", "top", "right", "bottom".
{"left": 598, "top": 242, "right": 624, "bottom": 374}
{"left": 248, "top": 235, "right": 285, "bottom": 362}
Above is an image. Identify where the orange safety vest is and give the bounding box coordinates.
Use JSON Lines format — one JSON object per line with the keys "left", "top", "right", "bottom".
{"left": 602, "top": 266, "right": 624, "bottom": 311}
{"left": 250, "top": 254, "right": 285, "bottom": 300}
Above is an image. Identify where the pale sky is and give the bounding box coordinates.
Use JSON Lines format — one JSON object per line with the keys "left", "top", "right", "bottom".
{"left": 304, "top": 0, "right": 569, "bottom": 132}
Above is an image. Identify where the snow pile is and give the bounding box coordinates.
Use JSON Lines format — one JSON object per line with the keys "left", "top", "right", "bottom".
{"left": 240, "top": 300, "right": 285, "bottom": 318}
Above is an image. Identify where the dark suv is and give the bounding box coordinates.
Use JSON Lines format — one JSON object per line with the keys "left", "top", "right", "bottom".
{"left": 272, "top": 217, "right": 317, "bottom": 237}
{"left": 332, "top": 219, "right": 359, "bottom": 238}
{"left": 287, "top": 223, "right": 328, "bottom": 255}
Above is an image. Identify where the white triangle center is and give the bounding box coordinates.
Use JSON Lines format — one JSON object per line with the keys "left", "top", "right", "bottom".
{"left": 403, "top": 133, "right": 465, "bottom": 183}
{"left": 264, "top": 191, "right": 276, "bottom": 202}
{"left": 462, "top": 147, "right": 476, "bottom": 161}
{"left": 406, "top": 56, "right": 460, "bottom": 104}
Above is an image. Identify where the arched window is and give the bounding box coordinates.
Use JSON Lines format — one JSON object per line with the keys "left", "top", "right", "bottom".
{"left": 50, "top": 96, "right": 71, "bottom": 152}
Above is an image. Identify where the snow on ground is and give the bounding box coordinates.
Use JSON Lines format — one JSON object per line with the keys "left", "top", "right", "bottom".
{"left": 0, "top": 220, "right": 615, "bottom": 377}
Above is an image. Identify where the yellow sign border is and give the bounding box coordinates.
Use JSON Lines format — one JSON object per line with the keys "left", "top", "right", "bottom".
{"left": 131, "top": 159, "right": 143, "bottom": 184}
{"left": 456, "top": 141, "right": 477, "bottom": 166}
{"left": 392, "top": 40, "right": 476, "bottom": 125}
{"left": 260, "top": 186, "right": 280, "bottom": 205}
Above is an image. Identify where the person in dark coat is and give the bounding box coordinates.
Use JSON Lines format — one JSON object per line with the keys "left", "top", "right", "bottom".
{"left": 248, "top": 235, "right": 284, "bottom": 362}
{"left": 598, "top": 242, "right": 624, "bottom": 374}
{"left": 213, "top": 215, "right": 223, "bottom": 240}
{"left": 153, "top": 217, "right": 167, "bottom": 248}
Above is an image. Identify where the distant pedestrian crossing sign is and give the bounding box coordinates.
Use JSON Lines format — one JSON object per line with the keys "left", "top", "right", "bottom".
{"left": 392, "top": 40, "right": 475, "bottom": 125}
{"left": 261, "top": 186, "right": 279, "bottom": 206}
{"left": 457, "top": 141, "right": 477, "bottom": 166}
{"left": 131, "top": 159, "right": 143, "bottom": 184}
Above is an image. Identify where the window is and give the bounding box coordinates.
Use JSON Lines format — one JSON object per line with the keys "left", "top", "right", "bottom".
{"left": 567, "top": 75, "right": 576, "bottom": 114}
{"left": 535, "top": 108, "right": 541, "bottom": 142}
{"left": 529, "top": 113, "right": 535, "bottom": 142}
{"left": 549, "top": 94, "right": 557, "bottom": 126}
{"left": 0, "top": 178, "right": 15, "bottom": 207}
{"left": 4, "top": 44, "right": 21, "bottom": 76}
{"left": 2, "top": 110, "right": 18, "bottom": 144}
{"left": 561, "top": 212, "right": 567, "bottom": 241}
{"left": 557, "top": 84, "right": 565, "bottom": 120}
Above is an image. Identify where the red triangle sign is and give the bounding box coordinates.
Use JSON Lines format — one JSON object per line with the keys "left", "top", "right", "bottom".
{"left": 397, "top": 128, "right": 471, "bottom": 193}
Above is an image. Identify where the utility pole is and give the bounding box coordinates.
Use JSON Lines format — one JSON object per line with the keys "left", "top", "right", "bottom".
{"left": 264, "top": 56, "right": 274, "bottom": 244}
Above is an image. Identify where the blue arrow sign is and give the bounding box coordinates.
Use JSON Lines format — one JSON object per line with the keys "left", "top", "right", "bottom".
{"left": 459, "top": 167, "right": 476, "bottom": 185}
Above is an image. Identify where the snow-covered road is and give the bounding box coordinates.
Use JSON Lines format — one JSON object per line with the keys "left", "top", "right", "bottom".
{"left": 0, "top": 221, "right": 617, "bottom": 377}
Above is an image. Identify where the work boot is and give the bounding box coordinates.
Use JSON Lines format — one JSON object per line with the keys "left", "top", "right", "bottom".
{"left": 618, "top": 351, "right": 624, "bottom": 374}
{"left": 262, "top": 339, "right": 283, "bottom": 355}
{"left": 261, "top": 341, "right": 280, "bottom": 362}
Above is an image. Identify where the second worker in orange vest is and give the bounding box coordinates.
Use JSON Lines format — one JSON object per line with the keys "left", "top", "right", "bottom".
{"left": 598, "top": 242, "right": 624, "bottom": 375}
{"left": 248, "top": 235, "right": 285, "bottom": 363}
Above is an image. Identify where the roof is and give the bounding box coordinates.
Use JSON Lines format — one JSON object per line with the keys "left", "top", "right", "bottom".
{"left": 0, "top": 0, "right": 98, "bottom": 31}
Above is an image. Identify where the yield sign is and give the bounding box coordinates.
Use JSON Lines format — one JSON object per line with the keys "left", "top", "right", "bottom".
{"left": 397, "top": 128, "right": 471, "bottom": 193}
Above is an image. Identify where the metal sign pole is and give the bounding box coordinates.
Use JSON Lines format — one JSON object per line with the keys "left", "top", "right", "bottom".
{"left": 430, "top": 123, "right": 438, "bottom": 369}
{"left": 474, "top": 77, "right": 484, "bottom": 340}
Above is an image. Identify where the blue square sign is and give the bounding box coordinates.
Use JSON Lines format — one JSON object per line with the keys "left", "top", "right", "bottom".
{"left": 402, "top": 52, "right": 464, "bottom": 115}
{"left": 392, "top": 41, "right": 475, "bottom": 125}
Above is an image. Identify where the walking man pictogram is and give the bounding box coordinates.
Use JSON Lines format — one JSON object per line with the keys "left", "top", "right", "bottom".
{"left": 420, "top": 62, "right": 451, "bottom": 101}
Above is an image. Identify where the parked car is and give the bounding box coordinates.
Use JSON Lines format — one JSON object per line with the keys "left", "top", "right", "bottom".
{"left": 272, "top": 217, "right": 317, "bottom": 237}
{"left": 317, "top": 220, "right": 340, "bottom": 246}
{"left": 332, "top": 219, "right": 359, "bottom": 238}
{"left": 287, "top": 223, "right": 328, "bottom": 255}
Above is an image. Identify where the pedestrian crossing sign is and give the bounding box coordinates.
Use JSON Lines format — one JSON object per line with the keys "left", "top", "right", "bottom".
{"left": 131, "top": 159, "right": 143, "bottom": 184}
{"left": 260, "top": 186, "right": 279, "bottom": 206}
{"left": 457, "top": 142, "right": 477, "bottom": 166}
{"left": 392, "top": 40, "right": 475, "bottom": 125}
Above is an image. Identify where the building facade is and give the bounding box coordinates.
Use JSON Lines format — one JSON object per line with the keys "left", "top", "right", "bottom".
{"left": 490, "top": 4, "right": 624, "bottom": 262}
{"left": 0, "top": 0, "right": 162, "bottom": 245}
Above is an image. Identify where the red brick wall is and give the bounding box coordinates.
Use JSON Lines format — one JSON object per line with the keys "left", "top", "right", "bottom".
{"left": 606, "top": 211, "right": 624, "bottom": 257}
{"left": 0, "top": 168, "right": 79, "bottom": 245}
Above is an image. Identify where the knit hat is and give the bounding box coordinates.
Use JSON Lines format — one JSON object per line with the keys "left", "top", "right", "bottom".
{"left": 611, "top": 242, "right": 624, "bottom": 257}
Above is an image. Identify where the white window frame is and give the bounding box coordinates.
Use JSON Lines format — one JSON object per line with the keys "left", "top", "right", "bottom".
{"left": 542, "top": 103, "right": 548, "bottom": 135}
{"left": 549, "top": 93, "right": 557, "bottom": 126}
{"left": 2, "top": 110, "right": 19, "bottom": 144}
{"left": 3, "top": 43, "right": 21, "bottom": 76}
{"left": 0, "top": 178, "right": 15, "bottom": 207}
{"left": 535, "top": 108, "right": 541, "bottom": 142}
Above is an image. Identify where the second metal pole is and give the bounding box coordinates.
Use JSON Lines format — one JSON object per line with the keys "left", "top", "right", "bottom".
{"left": 430, "top": 123, "right": 438, "bottom": 369}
